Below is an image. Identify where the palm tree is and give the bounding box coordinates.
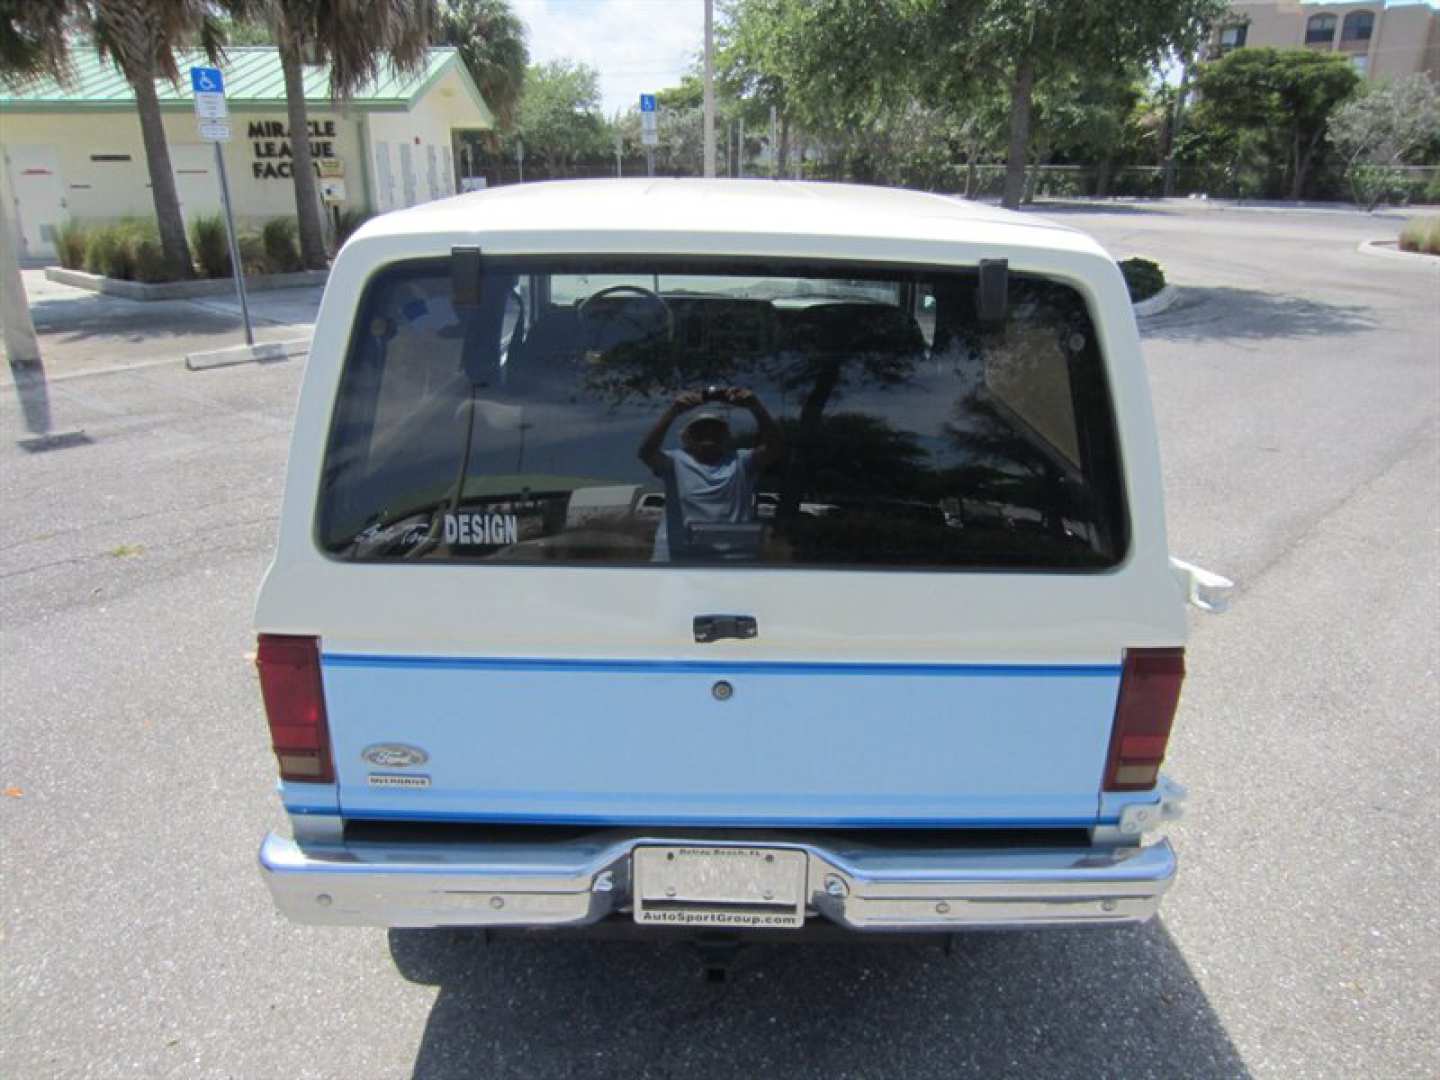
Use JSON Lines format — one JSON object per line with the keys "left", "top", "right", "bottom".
{"left": 91, "top": 0, "right": 230, "bottom": 280}
{"left": 262, "top": 1, "right": 438, "bottom": 271}
{"left": 434, "top": 0, "right": 528, "bottom": 134}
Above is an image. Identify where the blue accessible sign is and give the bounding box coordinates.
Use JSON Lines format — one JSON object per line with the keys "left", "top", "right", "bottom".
{"left": 190, "top": 67, "right": 228, "bottom": 122}
{"left": 190, "top": 67, "right": 224, "bottom": 94}
{"left": 640, "top": 93, "right": 656, "bottom": 112}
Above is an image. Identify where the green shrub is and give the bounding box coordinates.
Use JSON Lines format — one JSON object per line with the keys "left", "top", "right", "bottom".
{"left": 334, "top": 206, "right": 374, "bottom": 247}
{"left": 261, "top": 217, "right": 302, "bottom": 273}
{"left": 84, "top": 222, "right": 135, "bottom": 280}
{"left": 56, "top": 222, "right": 88, "bottom": 269}
{"left": 132, "top": 236, "right": 170, "bottom": 282}
{"left": 1398, "top": 216, "right": 1440, "bottom": 256}
{"left": 1348, "top": 164, "right": 1409, "bottom": 210}
{"left": 1119, "top": 257, "right": 1166, "bottom": 302}
{"left": 189, "top": 213, "right": 231, "bottom": 278}
{"left": 237, "top": 233, "right": 270, "bottom": 275}
{"left": 1425, "top": 171, "right": 1440, "bottom": 205}
{"left": 78, "top": 219, "right": 184, "bottom": 281}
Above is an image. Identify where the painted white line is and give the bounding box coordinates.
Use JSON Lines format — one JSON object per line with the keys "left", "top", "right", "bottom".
{"left": 0, "top": 354, "right": 184, "bottom": 389}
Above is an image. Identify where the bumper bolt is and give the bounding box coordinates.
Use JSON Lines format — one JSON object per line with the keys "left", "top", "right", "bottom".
{"left": 824, "top": 875, "right": 848, "bottom": 898}
{"left": 490, "top": 896, "right": 505, "bottom": 910}
{"left": 665, "top": 885, "right": 677, "bottom": 897}
{"left": 316, "top": 893, "right": 332, "bottom": 907}
{"left": 935, "top": 901, "right": 951, "bottom": 915}
{"left": 1101, "top": 899, "right": 1117, "bottom": 913}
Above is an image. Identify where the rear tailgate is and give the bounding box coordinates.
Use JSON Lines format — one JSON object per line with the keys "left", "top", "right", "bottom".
{"left": 322, "top": 649, "right": 1121, "bottom": 827}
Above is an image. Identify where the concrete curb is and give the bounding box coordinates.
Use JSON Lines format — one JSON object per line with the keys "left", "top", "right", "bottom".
{"left": 186, "top": 337, "right": 310, "bottom": 371}
{"left": 1133, "top": 284, "right": 1180, "bottom": 319}
{"left": 1357, "top": 239, "right": 1439, "bottom": 264}
{"left": 46, "top": 266, "right": 328, "bottom": 301}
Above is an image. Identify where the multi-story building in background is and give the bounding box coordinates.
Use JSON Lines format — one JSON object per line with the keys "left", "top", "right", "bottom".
{"left": 1209, "top": 0, "right": 1440, "bottom": 80}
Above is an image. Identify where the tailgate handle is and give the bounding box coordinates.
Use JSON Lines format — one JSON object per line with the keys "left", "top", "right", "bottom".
{"left": 694, "top": 615, "right": 758, "bottom": 643}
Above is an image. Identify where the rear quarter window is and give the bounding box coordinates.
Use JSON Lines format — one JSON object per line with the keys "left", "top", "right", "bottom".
{"left": 317, "top": 257, "right": 1128, "bottom": 570}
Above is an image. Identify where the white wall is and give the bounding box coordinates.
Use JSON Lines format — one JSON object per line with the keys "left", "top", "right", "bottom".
{"left": 2, "top": 63, "right": 489, "bottom": 258}
{"left": 366, "top": 66, "right": 489, "bottom": 212}
{"left": 1, "top": 106, "right": 371, "bottom": 255}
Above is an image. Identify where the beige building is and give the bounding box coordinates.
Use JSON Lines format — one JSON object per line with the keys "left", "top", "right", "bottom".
{"left": 0, "top": 46, "right": 492, "bottom": 260}
{"left": 1209, "top": 0, "right": 1440, "bottom": 80}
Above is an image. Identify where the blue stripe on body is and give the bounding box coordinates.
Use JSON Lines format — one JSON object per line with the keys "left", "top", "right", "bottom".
{"left": 323, "top": 653, "right": 1121, "bottom": 678}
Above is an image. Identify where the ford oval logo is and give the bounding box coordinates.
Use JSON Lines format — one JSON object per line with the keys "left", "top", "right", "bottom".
{"left": 361, "top": 743, "right": 429, "bottom": 768}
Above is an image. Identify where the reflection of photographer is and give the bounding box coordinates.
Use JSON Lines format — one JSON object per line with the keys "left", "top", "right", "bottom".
{"left": 638, "top": 387, "right": 784, "bottom": 562}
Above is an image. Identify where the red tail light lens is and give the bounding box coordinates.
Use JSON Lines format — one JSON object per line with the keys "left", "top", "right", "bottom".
{"left": 1103, "top": 647, "right": 1185, "bottom": 791}
{"left": 256, "top": 634, "right": 334, "bottom": 783}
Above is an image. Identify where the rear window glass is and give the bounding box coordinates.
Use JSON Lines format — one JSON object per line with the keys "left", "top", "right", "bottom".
{"left": 317, "top": 257, "right": 1127, "bottom": 570}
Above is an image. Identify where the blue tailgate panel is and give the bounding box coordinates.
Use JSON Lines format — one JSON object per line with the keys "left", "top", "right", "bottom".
{"left": 321, "top": 656, "right": 1121, "bottom": 828}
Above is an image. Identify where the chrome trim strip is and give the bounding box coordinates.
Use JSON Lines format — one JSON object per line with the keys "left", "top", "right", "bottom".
{"left": 259, "top": 832, "right": 1175, "bottom": 932}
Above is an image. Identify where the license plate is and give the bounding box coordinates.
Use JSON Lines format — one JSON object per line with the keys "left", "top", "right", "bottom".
{"left": 632, "top": 846, "right": 808, "bottom": 929}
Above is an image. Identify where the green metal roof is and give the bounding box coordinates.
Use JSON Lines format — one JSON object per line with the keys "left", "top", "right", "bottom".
{"left": 0, "top": 45, "right": 491, "bottom": 122}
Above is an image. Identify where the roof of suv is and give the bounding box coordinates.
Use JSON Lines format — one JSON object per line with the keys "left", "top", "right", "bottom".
{"left": 353, "top": 179, "right": 1106, "bottom": 259}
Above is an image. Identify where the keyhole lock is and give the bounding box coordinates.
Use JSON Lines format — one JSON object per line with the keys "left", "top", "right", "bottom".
{"left": 712, "top": 680, "right": 734, "bottom": 702}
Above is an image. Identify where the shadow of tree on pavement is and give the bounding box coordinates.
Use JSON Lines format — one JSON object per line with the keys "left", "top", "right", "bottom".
{"left": 1142, "top": 287, "right": 1377, "bottom": 343}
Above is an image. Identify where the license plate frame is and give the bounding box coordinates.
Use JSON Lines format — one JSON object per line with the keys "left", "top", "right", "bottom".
{"left": 632, "top": 845, "right": 808, "bottom": 929}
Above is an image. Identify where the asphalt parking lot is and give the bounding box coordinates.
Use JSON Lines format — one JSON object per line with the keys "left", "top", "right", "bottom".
{"left": 1, "top": 200, "right": 1437, "bottom": 1079}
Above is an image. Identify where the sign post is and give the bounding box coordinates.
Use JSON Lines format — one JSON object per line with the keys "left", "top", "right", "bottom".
{"left": 640, "top": 93, "right": 658, "bottom": 178}
{"left": 191, "top": 67, "right": 252, "bottom": 346}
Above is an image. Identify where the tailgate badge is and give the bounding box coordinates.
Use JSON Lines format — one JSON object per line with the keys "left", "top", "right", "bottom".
{"left": 362, "top": 743, "right": 429, "bottom": 768}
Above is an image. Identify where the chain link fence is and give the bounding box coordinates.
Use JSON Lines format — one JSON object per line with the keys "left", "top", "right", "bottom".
{"left": 459, "top": 159, "right": 1438, "bottom": 204}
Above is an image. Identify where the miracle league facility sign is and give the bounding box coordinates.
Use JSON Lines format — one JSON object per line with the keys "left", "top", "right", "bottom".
{"left": 249, "top": 119, "right": 338, "bottom": 179}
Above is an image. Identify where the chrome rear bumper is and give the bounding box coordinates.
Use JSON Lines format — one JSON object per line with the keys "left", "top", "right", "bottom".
{"left": 260, "top": 830, "right": 1176, "bottom": 933}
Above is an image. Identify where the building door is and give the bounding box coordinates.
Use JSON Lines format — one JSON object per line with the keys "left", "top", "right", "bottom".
{"left": 5, "top": 145, "right": 65, "bottom": 260}
{"left": 170, "top": 145, "right": 221, "bottom": 222}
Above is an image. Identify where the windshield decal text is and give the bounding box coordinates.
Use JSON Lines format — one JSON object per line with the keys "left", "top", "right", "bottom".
{"left": 443, "top": 513, "right": 519, "bottom": 546}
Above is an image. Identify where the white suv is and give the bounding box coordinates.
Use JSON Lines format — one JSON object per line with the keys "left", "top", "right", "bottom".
{"left": 256, "top": 180, "right": 1228, "bottom": 937}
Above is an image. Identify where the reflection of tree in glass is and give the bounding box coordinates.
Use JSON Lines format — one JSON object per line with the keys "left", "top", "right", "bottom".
{"left": 763, "top": 413, "right": 931, "bottom": 501}
{"left": 943, "top": 393, "right": 1090, "bottom": 540}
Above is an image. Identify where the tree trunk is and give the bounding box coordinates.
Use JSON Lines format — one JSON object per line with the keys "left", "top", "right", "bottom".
{"left": 1289, "top": 128, "right": 1304, "bottom": 201}
{"left": 1001, "top": 56, "right": 1035, "bottom": 210}
{"left": 1095, "top": 155, "right": 1113, "bottom": 198}
{"left": 1292, "top": 129, "right": 1323, "bottom": 202}
{"left": 777, "top": 114, "right": 790, "bottom": 176}
{"left": 964, "top": 152, "right": 978, "bottom": 199}
{"left": 281, "top": 42, "right": 329, "bottom": 270}
{"left": 131, "top": 71, "right": 194, "bottom": 279}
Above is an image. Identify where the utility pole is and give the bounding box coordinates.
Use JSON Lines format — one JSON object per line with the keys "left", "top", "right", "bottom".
{"left": 0, "top": 153, "right": 41, "bottom": 372}
{"left": 1164, "top": 51, "right": 1196, "bottom": 197}
{"left": 703, "top": 0, "right": 716, "bottom": 177}
{"left": 616, "top": 135, "right": 623, "bottom": 178}
{"left": 517, "top": 140, "right": 524, "bottom": 184}
{"left": 738, "top": 118, "right": 745, "bottom": 177}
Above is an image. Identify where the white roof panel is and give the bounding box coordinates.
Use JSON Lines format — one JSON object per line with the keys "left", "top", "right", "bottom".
{"left": 355, "top": 179, "right": 1106, "bottom": 261}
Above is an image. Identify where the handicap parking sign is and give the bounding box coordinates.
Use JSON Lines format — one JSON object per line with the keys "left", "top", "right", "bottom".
{"left": 190, "top": 67, "right": 224, "bottom": 94}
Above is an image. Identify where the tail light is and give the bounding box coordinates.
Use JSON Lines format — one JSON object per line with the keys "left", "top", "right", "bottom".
{"left": 1103, "top": 647, "right": 1185, "bottom": 791}
{"left": 256, "top": 634, "right": 334, "bottom": 783}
